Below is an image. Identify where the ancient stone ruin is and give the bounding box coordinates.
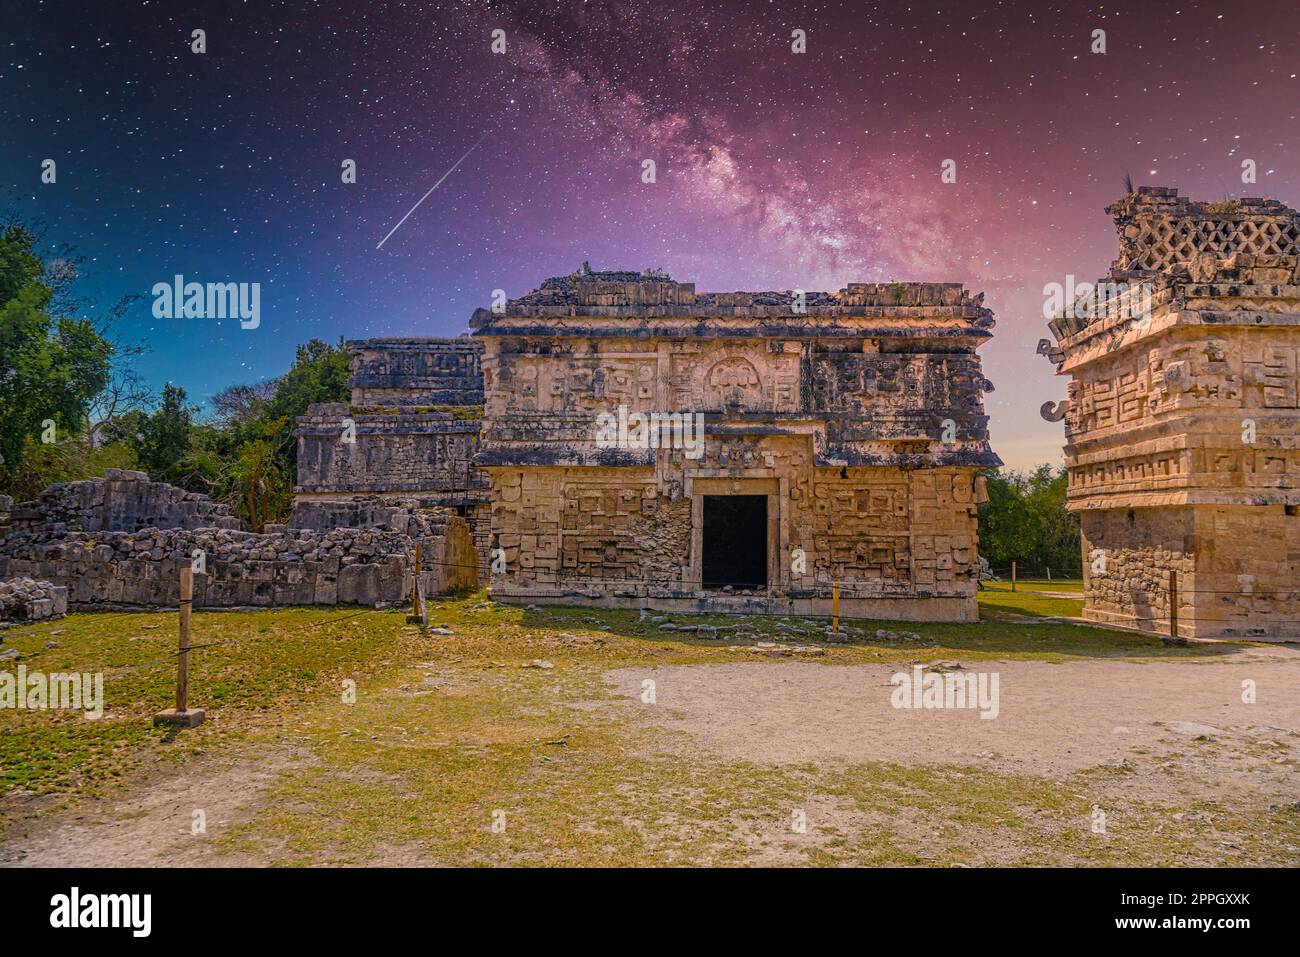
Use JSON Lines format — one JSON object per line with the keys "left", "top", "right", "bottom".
{"left": 10, "top": 468, "right": 241, "bottom": 533}
{"left": 1042, "top": 187, "right": 1300, "bottom": 639}
{"left": 295, "top": 337, "right": 491, "bottom": 570}
{"left": 0, "top": 471, "right": 476, "bottom": 609}
{"left": 296, "top": 337, "right": 485, "bottom": 499}
{"left": 470, "top": 270, "right": 999, "bottom": 620}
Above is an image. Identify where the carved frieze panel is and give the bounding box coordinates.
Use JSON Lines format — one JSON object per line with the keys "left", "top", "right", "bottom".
{"left": 1244, "top": 346, "right": 1297, "bottom": 408}
{"left": 668, "top": 346, "right": 800, "bottom": 413}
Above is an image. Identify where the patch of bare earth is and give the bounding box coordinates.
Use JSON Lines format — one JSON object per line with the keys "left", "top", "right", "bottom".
{"left": 598, "top": 647, "right": 1300, "bottom": 865}
{"left": 1, "top": 748, "right": 316, "bottom": 867}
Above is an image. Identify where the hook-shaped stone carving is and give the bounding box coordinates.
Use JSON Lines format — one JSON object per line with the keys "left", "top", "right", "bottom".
{"left": 1040, "top": 400, "right": 1071, "bottom": 423}
{"left": 1036, "top": 338, "right": 1065, "bottom": 363}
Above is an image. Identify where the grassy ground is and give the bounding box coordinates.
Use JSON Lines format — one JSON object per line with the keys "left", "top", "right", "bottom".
{"left": 981, "top": 577, "right": 1085, "bottom": 594}
{"left": 2, "top": 585, "right": 1296, "bottom": 866}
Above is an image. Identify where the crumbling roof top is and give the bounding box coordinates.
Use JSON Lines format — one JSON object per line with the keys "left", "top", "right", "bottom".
{"left": 470, "top": 272, "right": 991, "bottom": 331}
{"left": 346, "top": 337, "right": 481, "bottom": 350}
{"left": 1106, "top": 185, "right": 1300, "bottom": 223}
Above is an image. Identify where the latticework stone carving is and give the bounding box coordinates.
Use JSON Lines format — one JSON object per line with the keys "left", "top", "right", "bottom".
{"left": 1108, "top": 188, "right": 1300, "bottom": 274}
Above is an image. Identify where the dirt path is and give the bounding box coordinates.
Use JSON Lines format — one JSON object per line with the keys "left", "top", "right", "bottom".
{"left": 607, "top": 650, "right": 1297, "bottom": 769}
{"left": 603, "top": 647, "right": 1300, "bottom": 801}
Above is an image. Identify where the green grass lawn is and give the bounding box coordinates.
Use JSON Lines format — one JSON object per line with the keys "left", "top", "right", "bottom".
{"left": 2, "top": 589, "right": 1288, "bottom": 866}
{"left": 981, "top": 577, "right": 1085, "bottom": 593}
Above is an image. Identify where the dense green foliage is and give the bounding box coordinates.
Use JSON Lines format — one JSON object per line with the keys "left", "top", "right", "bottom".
{"left": 977, "top": 465, "right": 1081, "bottom": 576}
{"left": 0, "top": 226, "right": 113, "bottom": 482}
{"left": 204, "top": 339, "right": 351, "bottom": 529}
{"left": 0, "top": 225, "right": 349, "bottom": 527}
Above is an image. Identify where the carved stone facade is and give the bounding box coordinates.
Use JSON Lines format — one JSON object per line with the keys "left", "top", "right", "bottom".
{"left": 1043, "top": 187, "right": 1300, "bottom": 639}
{"left": 294, "top": 338, "right": 491, "bottom": 574}
{"left": 295, "top": 338, "right": 486, "bottom": 502}
{"left": 471, "top": 271, "right": 999, "bottom": 620}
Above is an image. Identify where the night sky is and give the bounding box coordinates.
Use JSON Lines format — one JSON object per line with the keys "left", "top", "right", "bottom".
{"left": 4, "top": 0, "right": 1297, "bottom": 468}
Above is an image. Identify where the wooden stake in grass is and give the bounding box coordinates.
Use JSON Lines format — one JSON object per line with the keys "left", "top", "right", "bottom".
{"left": 407, "top": 542, "right": 428, "bottom": 626}
{"left": 1169, "top": 569, "right": 1178, "bottom": 639}
{"left": 1011, "top": 561, "right": 1017, "bottom": 593}
{"left": 176, "top": 565, "right": 192, "bottom": 712}
{"left": 154, "top": 564, "right": 205, "bottom": 728}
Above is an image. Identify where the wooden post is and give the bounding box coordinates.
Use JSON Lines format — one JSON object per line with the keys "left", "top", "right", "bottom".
{"left": 1011, "top": 561, "right": 1017, "bottom": 593}
{"left": 1046, "top": 567, "right": 1052, "bottom": 583}
{"left": 832, "top": 582, "right": 840, "bottom": 635}
{"left": 1169, "top": 569, "right": 1179, "bottom": 639}
{"left": 408, "top": 542, "right": 424, "bottom": 624}
{"left": 154, "top": 564, "right": 204, "bottom": 727}
{"left": 176, "top": 565, "right": 192, "bottom": 712}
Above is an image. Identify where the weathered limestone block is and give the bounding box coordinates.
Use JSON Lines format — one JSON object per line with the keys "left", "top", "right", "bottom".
{"left": 337, "top": 563, "right": 381, "bottom": 605}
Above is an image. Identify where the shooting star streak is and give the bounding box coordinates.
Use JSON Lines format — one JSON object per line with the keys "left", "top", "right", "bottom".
{"left": 375, "top": 132, "right": 490, "bottom": 250}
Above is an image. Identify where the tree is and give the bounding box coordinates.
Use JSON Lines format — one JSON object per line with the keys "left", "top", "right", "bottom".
{"left": 977, "top": 466, "right": 1081, "bottom": 576}
{"left": 1022, "top": 465, "right": 1079, "bottom": 574}
{"left": 227, "top": 439, "right": 286, "bottom": 533}
{"left": 2, "top": 434, "right": 137, "bottom": 502}
{"left": 261, "top": 339, "right": 350, "bottom": 425}
{"left": 208, "top": 338, "right": 350, "bottom": 527}
{"left": 211, "top": 380, "right": 277, "bottom": 428}
{"left": 0, "top": 226, "right": 114, "bottom": 481}
{"left": 134, "top": 384, "right": 195, "bottom": 484}
{"left": 0, "top": 220, "right": 349, "bottom": 531}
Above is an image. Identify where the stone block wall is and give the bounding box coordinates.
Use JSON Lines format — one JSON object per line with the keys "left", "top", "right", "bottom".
{"left": 1188, "top": 504, "right": 1300, "bottom": 639}
{"left": 289, "top": 495, "right": 480, "bottom": 597}
{"left": 0, "top": 482, "right": 476, "bottom": 609}
{"left": 295, "top": 405, "right": 486, "bottom": 497}
{"left": 1079, "top": 507, "right": 1196, "bottom": 634}
{"left": 9, "top": 470, "right": 240, "bottom": 535}
{"left": 0, "top": 527, "right": 413, "bottom": 608}
{"left": 1080, "top": 504, "right": 1300, "bottom": 640}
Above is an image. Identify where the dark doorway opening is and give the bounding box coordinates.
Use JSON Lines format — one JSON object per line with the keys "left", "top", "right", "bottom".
{"left": 702, "top": 495, "right": 767, "bottom": 589}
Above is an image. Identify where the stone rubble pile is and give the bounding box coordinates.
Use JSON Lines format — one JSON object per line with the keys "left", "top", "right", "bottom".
{"left": 0, "top": 577, "right": 69, "bottom": 623}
